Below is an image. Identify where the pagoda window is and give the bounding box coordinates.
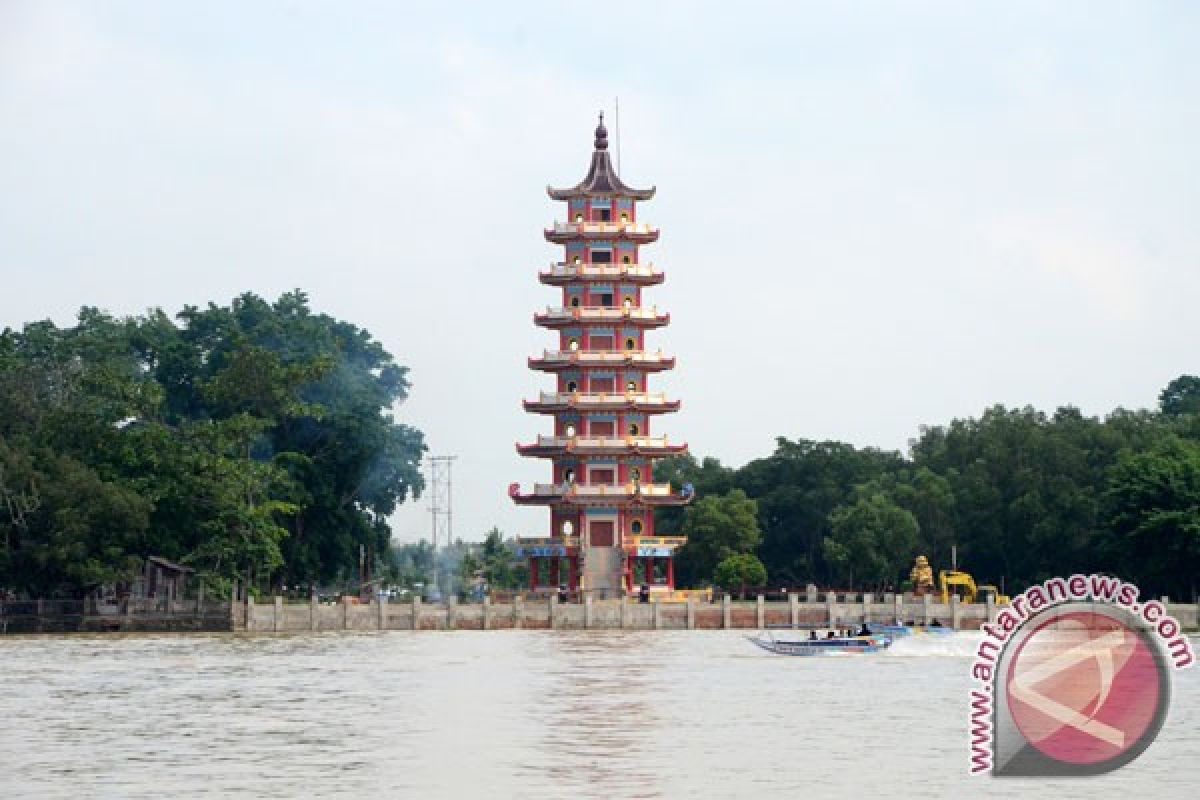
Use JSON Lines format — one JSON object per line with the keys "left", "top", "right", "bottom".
{"left": 590, "top": 334, "right": 614, "bottom": 350}
{"left": 562, "top": 520, "right": 574, "bottom": 536}
{"left": 628, "top": 422, "right": 641, "bottom": 436}
{"left": 598, "top": 292, "right": 614, "bottom": 307}
{"left": 594, "top": 207, "right": 612, "bottom": 222}
{"left": 620, "top": 212, "right": 629, "bottom": 224}
{"left": 622, "top": 297, "right": 633, "bottom": 311}
{"left": 591, "top": 376, "right": 615, "bottom": 393}
{"left": 590, "top": 467, "right": 616, "bottom": 485}
{"left": 574, "top": 212, "right": 584, "bottom": 223}
{"left": 564, "top": 424, "right": 576, "bottom": 438}
{"left": 565, "top": 380, "right": 578, "bottom": 393}
{"left": 591, "top": 420, "right": 615, "bottom": 437}
{"left": 591, "top": 249, "right": 613, "bottom": 263}
{"left": 624, "top": 336, "right": 637, "bottom": 351}
{"left": 630, "top": 467, "right": 642, "bottom": 482}
{"left": 630, "top": 518, "right": 644, "bottom": 534}
{"left": 570, "top": 296, "right": 581, "bottom": 308}
{"left": 626, "top": 380, "right": 638, "bottom": 392}
{"left": 567, "top": 337, "right": 579, "bottom": 351}
{"left": 572, "top": 255, "right": 582, "bottom": 265}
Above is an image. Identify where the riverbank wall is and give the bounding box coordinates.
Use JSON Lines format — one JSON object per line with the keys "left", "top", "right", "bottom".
{"left": 0, "top": 597, "right": 240, "bottom": 634}
{"left": 5, "top": 592, "right": 1197, "bottom": 634}
{"left": 239, "top": 592, "right": 1200, "bottom": 633}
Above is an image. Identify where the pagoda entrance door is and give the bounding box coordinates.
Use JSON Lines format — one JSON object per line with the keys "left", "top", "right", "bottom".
{"left": 584, "top": 520, "right": 621, "bottom": 598}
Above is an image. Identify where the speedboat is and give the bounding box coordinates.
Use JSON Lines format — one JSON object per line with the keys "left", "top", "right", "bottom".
{"left": 746, "top": 629, "right": 892, "bottom": 656}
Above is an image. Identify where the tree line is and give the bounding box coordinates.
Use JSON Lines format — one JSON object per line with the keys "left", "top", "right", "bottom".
{"left": 657, "top": 376, "right": 1200, "bottom": 601}
{"left": 3, "top": 289, "right": 1195, "bottom": 604}
{"left": 0, "top": 291, "right": 426, "bottom": 598}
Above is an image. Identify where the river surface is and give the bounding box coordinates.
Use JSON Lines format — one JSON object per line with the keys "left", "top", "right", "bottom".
{"left": 1, "top": 631, "right": 1197, "bottom": 798}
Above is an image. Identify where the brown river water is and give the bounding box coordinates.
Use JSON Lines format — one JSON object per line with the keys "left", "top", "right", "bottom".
{"left": 1, "top": 631, "right": 1197, "bottom": 798}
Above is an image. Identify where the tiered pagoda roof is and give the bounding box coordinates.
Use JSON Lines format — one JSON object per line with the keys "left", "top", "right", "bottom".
{"left": 546, "top": 114, "right": 656, "bottom": 201}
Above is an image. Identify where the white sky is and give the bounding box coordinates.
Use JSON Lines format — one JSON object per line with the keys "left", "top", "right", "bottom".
{"left": 2, "top": 2, "right": 1198, "bottom": 544}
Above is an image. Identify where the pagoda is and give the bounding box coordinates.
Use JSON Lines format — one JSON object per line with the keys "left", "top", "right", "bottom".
{"left": 510, "top": 114, "right": 692, "bottom": 599}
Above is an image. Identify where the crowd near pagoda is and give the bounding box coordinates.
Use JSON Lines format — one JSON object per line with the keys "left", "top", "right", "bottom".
{"left": 510, "top": 114, "right": 692, "bottom": 598}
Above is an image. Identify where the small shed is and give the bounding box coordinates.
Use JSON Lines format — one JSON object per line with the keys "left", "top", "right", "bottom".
{"left": 143, "top": 556, "right": 195, "bottom": 602}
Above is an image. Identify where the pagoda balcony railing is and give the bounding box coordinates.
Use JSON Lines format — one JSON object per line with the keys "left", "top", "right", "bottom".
{"left": 535, "top": 390, "right": 674, "bottom": 407}
{"left": 527, "top": 434, "right": 676, "bottom": 450}
{"left": 530, "top": 349, "right": 675, "bottom": 368}
{"left": 626, "top": 535, "right": 688, "bottom": 548}
{"left": 551, "top": 221, "right": 656, "bottom": 235}
{"left": 532, "top": 482, "right": 675, "bottom": 498}
{"left": 510, "top": 481, "right": 694, "bottom": 506}
{"left": 515, "top": 535, "right": 580, "bottom": 548}
{"left": 535, "top": 305, "right": 668, "bottom": 324}
{"left": 542, "top": 262, "right": 660, "bottom": 280}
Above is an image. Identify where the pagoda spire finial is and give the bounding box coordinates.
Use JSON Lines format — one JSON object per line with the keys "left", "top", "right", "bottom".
{"left": 594, "top": 111, "right": 609, "bottom": 151}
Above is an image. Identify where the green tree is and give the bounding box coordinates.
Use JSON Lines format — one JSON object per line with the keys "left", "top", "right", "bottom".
{"left": 1104, "top": 439, "right": 1200, "bottom": 601}
{"left": 156, "top": 291, "right": 426, "bottom": 587}
{"left": 1, "top": 452, "right": 152, "bottom": 596}
{"left": 674, "top": 489, "right": 759, "bottom": 587}
{"left": 906, "top": 404, "right": 1155, "bottom": 590}
{"left": 0, "top": 292, "right": 425, "bottom": 596}
{"left": 1159, "top": 375, "right": 1200, "bottom": 418}
{"left": 713, "top": 553, "right": 767, "bottom": 599}
{"left": 478, "top": 527, "right": 523, "bottom": 589}
{"left": 653, "top": 454, "right": 735, "bottom": 537}
{"left": 737, "top": 438, "right": 904, "bottom": 585}
{"left": 172, "top": 415, "right": 300, "bottom": 587}
{"left": 823, "top": 492, "right": 918, "bottom": 590}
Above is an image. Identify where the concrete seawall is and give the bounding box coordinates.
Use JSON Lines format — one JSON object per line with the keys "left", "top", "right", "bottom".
{"left": 240, "top": 593, "right": 1200, "bottom": 633}
{"left": 6, "top": 593, "right": 1197, "bottom": 634}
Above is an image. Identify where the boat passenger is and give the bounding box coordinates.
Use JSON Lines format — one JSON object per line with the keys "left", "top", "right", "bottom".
{"left": 858, "top": 622, "right": 871, "bottom": 636}
{"left": 826, "top": 630, "right": 836, "bottom": 639}
{"left": 809, "top": 630, "right": 818, "bottom": 641}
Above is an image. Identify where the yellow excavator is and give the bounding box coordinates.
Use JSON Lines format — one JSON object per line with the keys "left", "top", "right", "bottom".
{"left": 939, "top": 570, "right": 1010, "bottom": 605}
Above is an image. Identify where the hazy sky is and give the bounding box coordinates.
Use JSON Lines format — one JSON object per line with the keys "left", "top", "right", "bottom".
{"left": 2, "top": 2, "right": 1198, "bottom": 544}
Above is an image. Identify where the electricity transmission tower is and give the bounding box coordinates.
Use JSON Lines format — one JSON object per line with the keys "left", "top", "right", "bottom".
{"left": 427, "top": 455, "right": 456, "bottom": 601}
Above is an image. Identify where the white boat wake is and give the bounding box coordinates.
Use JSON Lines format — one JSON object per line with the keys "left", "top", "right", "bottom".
{"left": 884, "top": 631, "right": 983, "bottom": 659}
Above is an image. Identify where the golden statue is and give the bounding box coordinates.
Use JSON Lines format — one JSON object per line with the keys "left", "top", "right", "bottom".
{"left": 910, "top": 555, "right": 935, "bottom": 596}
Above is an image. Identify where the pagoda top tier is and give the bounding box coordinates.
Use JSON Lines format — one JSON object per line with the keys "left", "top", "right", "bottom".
{"left": 547, "top": 113, "right": 656, "bottom": 202}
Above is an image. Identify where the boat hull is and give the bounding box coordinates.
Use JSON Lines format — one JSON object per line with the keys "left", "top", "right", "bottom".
{"left": 747, "top": 635, "right": 891, "bottom": 656}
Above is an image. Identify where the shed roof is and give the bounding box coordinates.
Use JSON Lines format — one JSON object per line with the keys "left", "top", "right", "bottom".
{"left": 147, "top": 555, "right": 195, "bottom": 574}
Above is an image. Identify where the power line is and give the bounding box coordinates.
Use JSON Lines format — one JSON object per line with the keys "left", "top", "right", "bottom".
{"left": 427, "top": 455, "right": 457, "bottom": 600}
